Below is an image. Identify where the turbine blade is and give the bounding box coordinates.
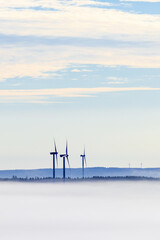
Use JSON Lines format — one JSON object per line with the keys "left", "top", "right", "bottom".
{"left": 84, "top": 156, "right": 87, "bottom": 167}
{"left": 54, "top": 140, "right": 57, "bottom": 152}
{"left": 66, "top": 140, "right": 68, "bottom": 156}
{"left": 66, "top": 156, "right": 70, "bottom": 168}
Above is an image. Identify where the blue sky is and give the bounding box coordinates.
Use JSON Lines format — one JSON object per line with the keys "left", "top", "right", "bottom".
{"left": 0, "top": 0, "right": 160, "bottom": 169}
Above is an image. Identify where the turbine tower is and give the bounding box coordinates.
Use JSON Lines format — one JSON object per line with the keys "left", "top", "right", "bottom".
{"left": 50, "top": 141, "right": 58, "bottom": 179}
{"left": 60, "top": 141, "right": 70, "bottom": 179}
{"left": 80, "top": 147, "right": 87, "bottom": 179}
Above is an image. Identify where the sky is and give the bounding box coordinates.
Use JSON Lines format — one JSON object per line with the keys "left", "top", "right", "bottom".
{"left": 0, "top": 0, "right": 160, "bottom": 169}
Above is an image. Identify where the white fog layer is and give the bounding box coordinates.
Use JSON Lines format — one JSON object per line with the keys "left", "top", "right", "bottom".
{"left": 0, "top": 182, "right": 159, "bottom": 240}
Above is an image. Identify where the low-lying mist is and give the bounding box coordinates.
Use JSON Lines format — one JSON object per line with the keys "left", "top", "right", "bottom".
{"left": 0, "top": 181, "right": 160, "bottom": 240}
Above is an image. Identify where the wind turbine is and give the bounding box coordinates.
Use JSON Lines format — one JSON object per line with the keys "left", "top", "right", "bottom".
{"left": 60, "top": 141, "right": 70, "bottom": 179}
{"left": 80, "top": 147, "right": 87, "bottom": 179}
{"left": 50, "top": 140, "right": 58, "bottom": 179}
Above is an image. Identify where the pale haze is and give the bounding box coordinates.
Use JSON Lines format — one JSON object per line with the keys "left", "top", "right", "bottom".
{"left": 1, "top": 182, "right": 160, "bottom": 240}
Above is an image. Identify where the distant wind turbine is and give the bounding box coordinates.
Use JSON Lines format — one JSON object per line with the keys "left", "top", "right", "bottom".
{"left": 50, "top": 140, "right": 58, "bottom": 179}
{"left": 80, "top": 147, "right": 87, "bottom": 179}
{"left": 60, "top": 141, "right": 70, "bottom": 179}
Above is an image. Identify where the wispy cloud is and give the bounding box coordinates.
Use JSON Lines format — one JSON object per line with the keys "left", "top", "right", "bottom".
{"left": 121, "top": 0, "right": 160, "bottom": 2}
{"left": 0, "top": 87, "right": 159, "bottom": 103}
{"left": 1, "top": 0, "right": 160, "bottom": 87}
{"left": 71, "top": 69, "right": 81, "bottom": 73}
{"left": 107, "top": 76, "right": 128, "bottom": 81}
{"left": 1, "top": 43, "right": 160, "bottom": 82}
{"left": 104, "top": 76, "right": 128, "bottom": 84}
{"left": 0, "top": 1, "right": 160, "bottom": 41}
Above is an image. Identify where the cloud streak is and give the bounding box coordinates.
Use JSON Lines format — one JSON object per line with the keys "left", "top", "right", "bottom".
{"left": 121, "top": 0, "right": 160, "bottom": 2}
{"left": 0, "top": 0, "right": 160, "bottom": 41}
{"left": 1, "top": 44, "right": 160, "bottom": 82}
{"left": 1, "top": 0, "right": 160, "bottom": 88}
{"left": 0, "top": 87, "right": 160, "bottom": 103}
